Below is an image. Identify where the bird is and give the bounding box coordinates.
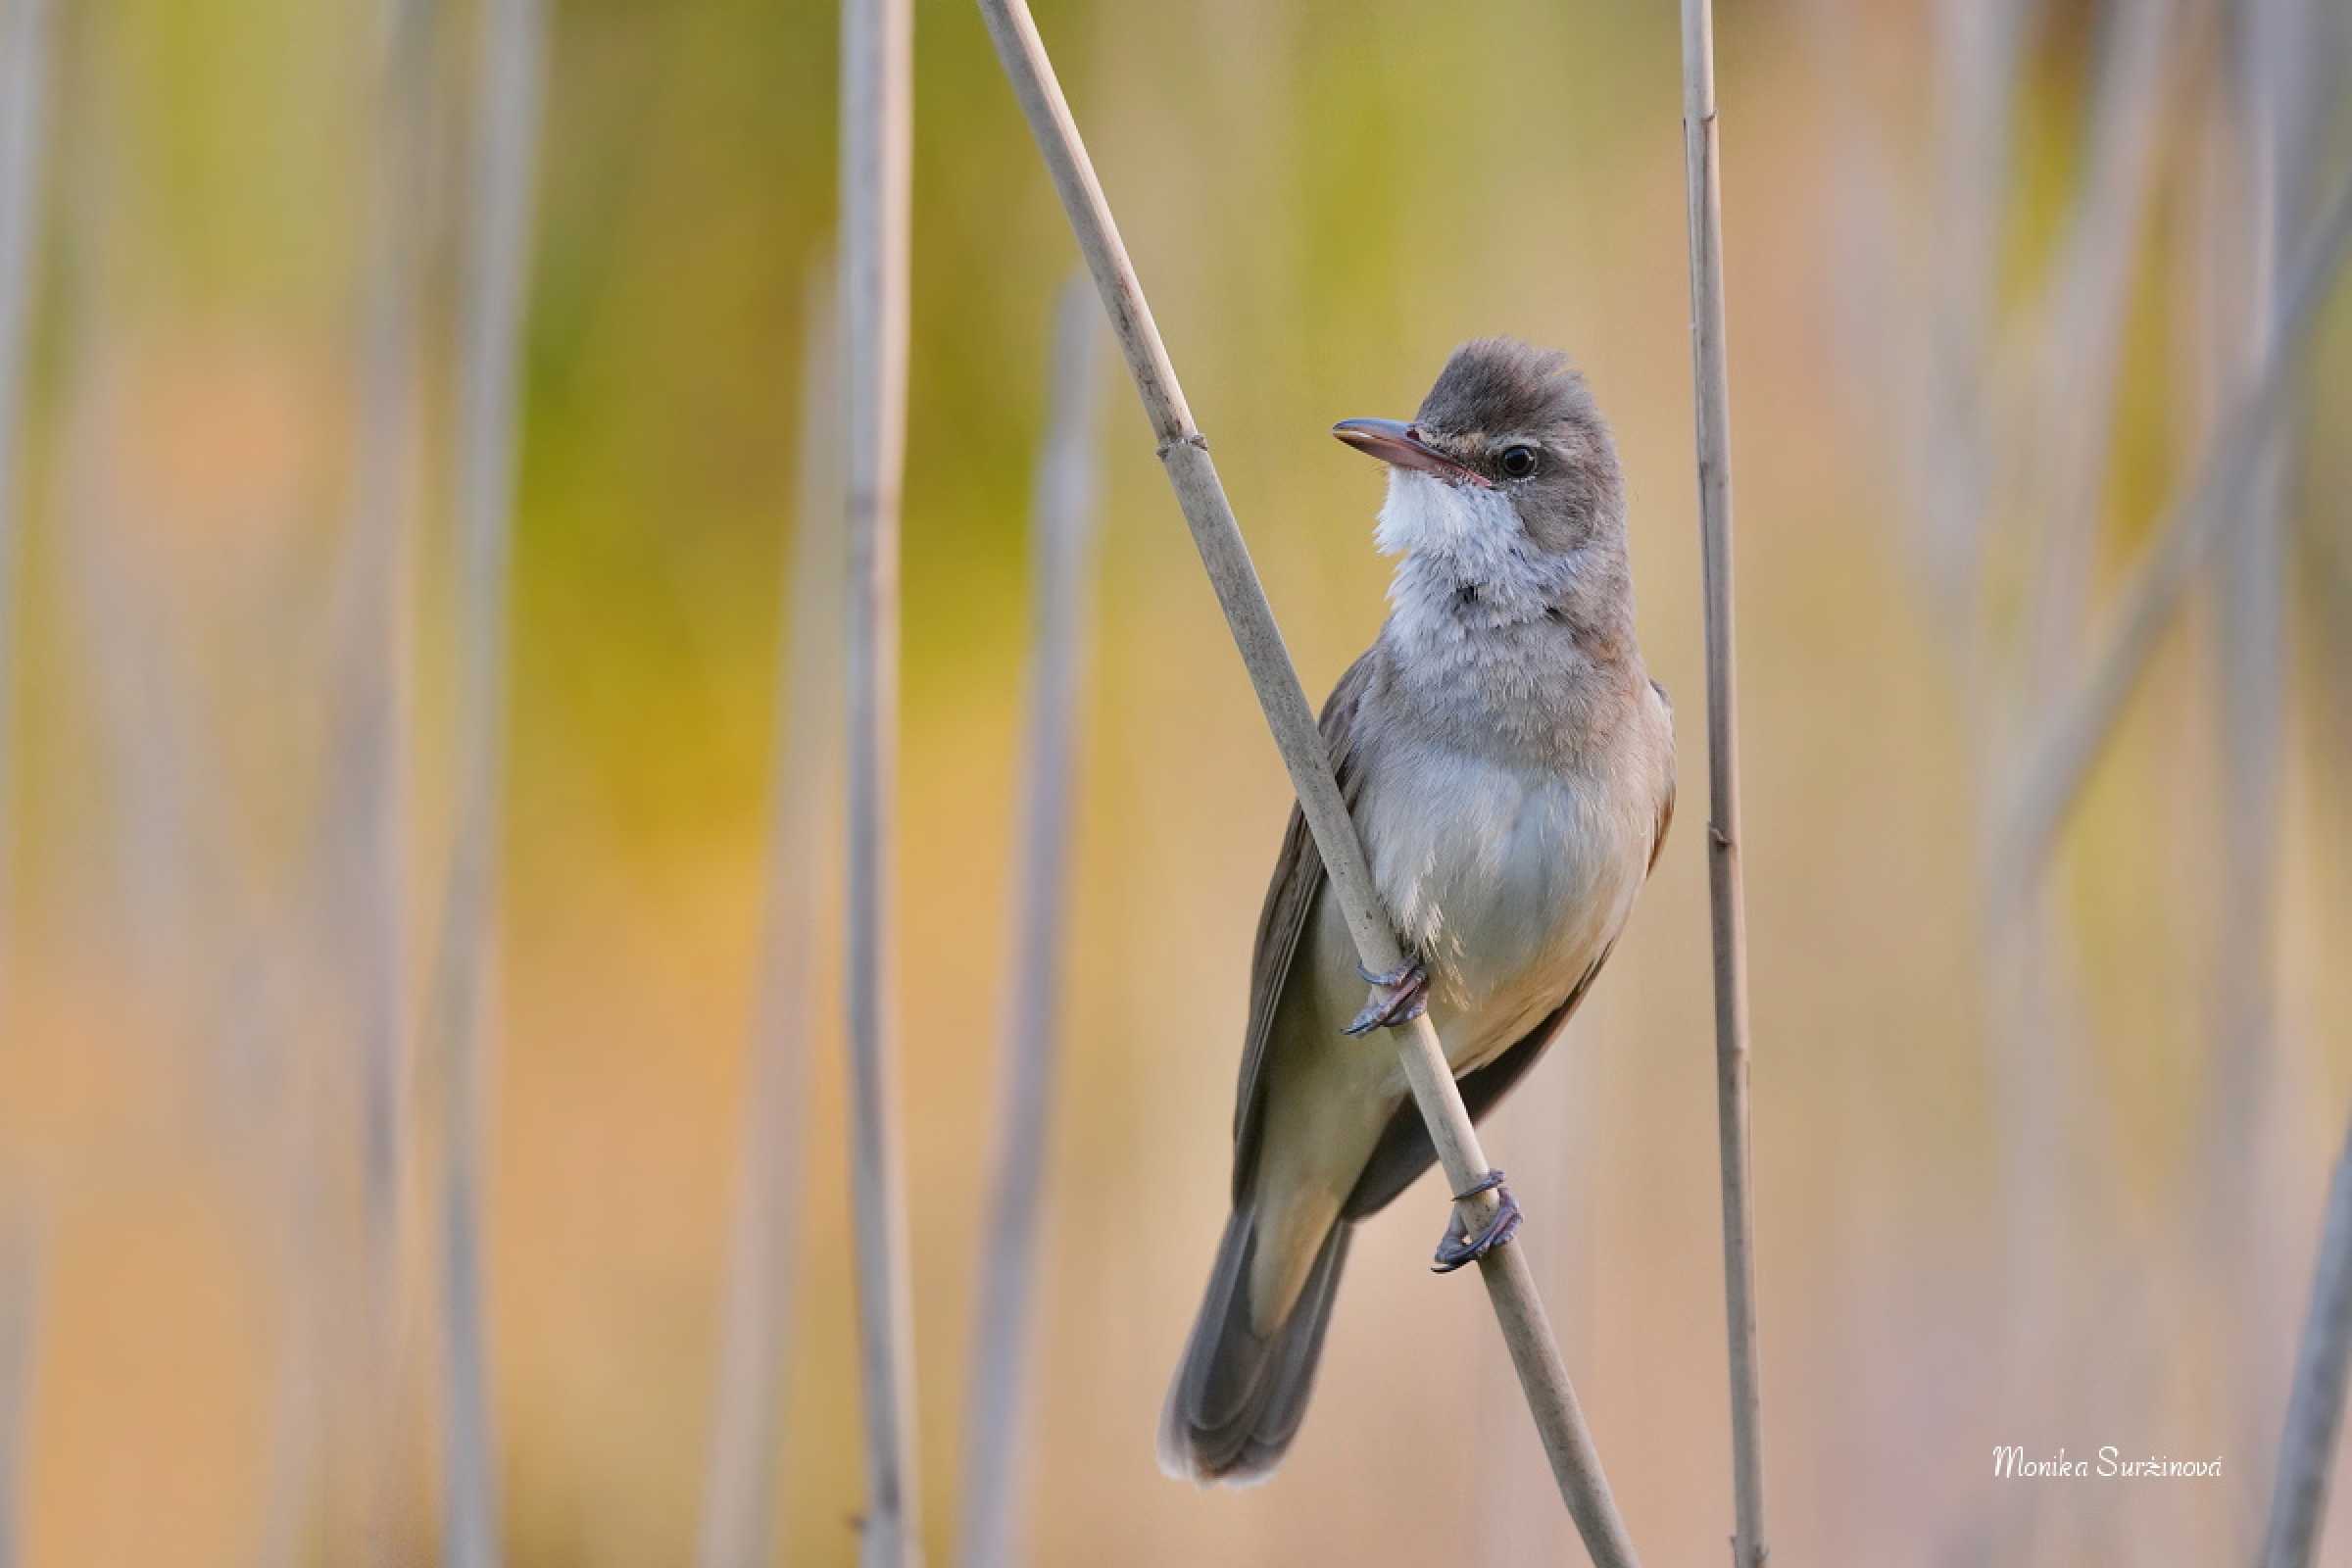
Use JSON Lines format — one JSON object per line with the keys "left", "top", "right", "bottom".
{"left": 1157, "top": 338, "right": 1676, "bottom": 1486}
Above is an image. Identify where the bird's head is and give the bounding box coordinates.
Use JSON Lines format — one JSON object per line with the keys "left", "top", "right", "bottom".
{"left": 1332, "top": 338, "right": 1623, "bottom": 564}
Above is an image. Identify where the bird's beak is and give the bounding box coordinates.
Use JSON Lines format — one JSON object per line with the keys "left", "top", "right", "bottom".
{"left": 1330, "top": 417, "right": 1491, "bottom": 487}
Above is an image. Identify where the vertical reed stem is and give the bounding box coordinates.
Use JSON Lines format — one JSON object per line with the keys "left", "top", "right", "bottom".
{"left": 1675, "top": 4, "right": 1768, "bottom": 1564}
{"left": 841, "top": 0, "right": 922, "bottom": 1562}
{"left": 329, "top": 6, "right": 432, "bottom": 1552}
{"left": 337, "top": 0, "right": 432, "bottom": 1296}
{"left": 433, "top": 0, "right": 544, "bottom": 1561}
{"left": 697, "top": 261, "right": 843, "bottom": 1568}
{"left": 0, "top": 1224, "right": 30, "bottom": 1568}
{"left": 971, "top": 3, "right": 1638, "bottom": 1560}
{"left": 0, "top": 0, "right": 50, "bottom": 1022}
{"left": 954, "top": 277, "right": 1101, "bottom": 1568}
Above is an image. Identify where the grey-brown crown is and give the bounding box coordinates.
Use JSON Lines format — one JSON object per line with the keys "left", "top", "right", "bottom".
{"left": 1414, "top": 337, "right": 1599, "bottom": 440}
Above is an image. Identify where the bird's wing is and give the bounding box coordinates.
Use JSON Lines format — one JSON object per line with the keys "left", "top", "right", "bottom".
{"left": 1342, "top": 754, "right": 1676, "bottom": 1219}
{"left": 1650, "top": 770, "right": 1676, "bottom": 875}
{"left": 1228, "top": 650, "right": 1377, "bottom": 1203}
{"left": 1648, "top": 679, "right": 1675, "bottom": 876}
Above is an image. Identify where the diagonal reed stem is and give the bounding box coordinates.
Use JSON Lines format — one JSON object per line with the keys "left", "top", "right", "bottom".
{"left": 1676, "top": 4, "right": 1768, "bottom": 1564}
{"left": 697, "top": 260, "right": 844, "bottom": 1568}
{"left": 841, "top": 0, "right": 923, "bottom": 1563}
{"left": 953, "top": 276, "right": 1101, "bottom": 1568}
{"left": 971, "top": 3, "right": 1638, "bottom": 1561}
{"left": 2260, "top": 1102, "right": 2352, "bottom": 1568}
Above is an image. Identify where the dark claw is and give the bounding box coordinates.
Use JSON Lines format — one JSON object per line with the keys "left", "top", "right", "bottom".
{"left": 1342, "top": 957, "right": 1429, "bottom": 1036}
{"left": 1450, "top": 1169, "right": 1507, "bottom": 1200}
{"left": 1431, "top": 1171, "right": 1522, "bottom": 1273}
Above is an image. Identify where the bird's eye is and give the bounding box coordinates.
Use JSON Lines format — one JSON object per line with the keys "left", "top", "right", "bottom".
{"left": 1498, "top": 444, "right": 1540, "bottom": 479}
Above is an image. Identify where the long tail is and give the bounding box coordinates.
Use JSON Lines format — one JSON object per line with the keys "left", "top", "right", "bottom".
{"left": 1156, "top": 1204, "right": 1351, "bottom": 1485}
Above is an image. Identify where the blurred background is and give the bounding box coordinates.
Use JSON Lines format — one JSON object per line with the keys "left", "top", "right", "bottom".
{"left": 4, "top": 0, "right": 2352, "bottom": 1563}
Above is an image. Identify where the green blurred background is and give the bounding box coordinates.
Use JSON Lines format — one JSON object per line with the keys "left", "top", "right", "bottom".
{"left": 7, "top": 0, "right": 2352, "bottom": 1562}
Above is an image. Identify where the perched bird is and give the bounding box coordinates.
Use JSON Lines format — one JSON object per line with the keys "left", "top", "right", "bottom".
{"left": 1158, "top": 338, "right": 1675, "bottom": 1485}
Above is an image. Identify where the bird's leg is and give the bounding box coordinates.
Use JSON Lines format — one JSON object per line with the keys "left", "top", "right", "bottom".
{"left": 1431, "top": 1169, "right": 1522, "bottom": 1273}
{"left": 1342, "top": 956, "right": 1429, "bottom": 1037}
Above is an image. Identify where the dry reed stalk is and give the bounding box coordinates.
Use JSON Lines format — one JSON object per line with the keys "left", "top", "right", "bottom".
{"left": 954, "top": 277, "right": 1101, "bottom": 1568}
{"left": 1675, "top": 4, "right": 1767, "bottom": 1563}
{"left": 0, "top": 0, "right": 49, "bottom": 1018}
{"left": 1915, "top": 0, "right": 2032, "bottom": 637}
{"left": 972, "top": 2, "right": 1638, "bottom": 1560}
{"left": 840, "top": 0, "right": 923, "bottom": 1562}
{"left": 331, "top": 0, "right": 432, "bottom": 1281}
{"left": 0, "top": 1223, "right": 30, "bottom": 1568}
{"left": 2261, "top": 1105, "right": 2352, "bottom": 1568}
{"left": 430, "top": 0, "right": 545, "bottom": 1561}
{"left": 2009, "top": 0, "right": 2174, "bottom": 702}
{"left": 323, "top": 5, "right": 434, "bottom": 1553}
{"left": 696, "top": 260, "right": 843, "bottom": 1568}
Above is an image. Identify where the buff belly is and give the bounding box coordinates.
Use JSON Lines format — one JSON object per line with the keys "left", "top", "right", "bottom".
{"left": 1356, "top": 736, "right": 1650, "bottom": 1080}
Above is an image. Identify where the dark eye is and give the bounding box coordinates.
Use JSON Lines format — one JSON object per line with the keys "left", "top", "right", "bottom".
{"left": 1497, "top": 444, "right": 1539, "bottom": 478}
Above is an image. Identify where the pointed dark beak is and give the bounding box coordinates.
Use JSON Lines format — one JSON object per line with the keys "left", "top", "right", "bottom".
{"left": 1330, "top": 417, "right": 1492, "bottom": 487}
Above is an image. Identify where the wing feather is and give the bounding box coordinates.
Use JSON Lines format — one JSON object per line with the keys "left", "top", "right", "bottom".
{"left": 1228, "top": 652, "right": 1376, "bottom": 1202}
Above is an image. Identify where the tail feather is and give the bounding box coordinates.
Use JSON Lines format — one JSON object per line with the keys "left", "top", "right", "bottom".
{"left": 1157, "top": 1206, "right": 1350, "bottom": 1485}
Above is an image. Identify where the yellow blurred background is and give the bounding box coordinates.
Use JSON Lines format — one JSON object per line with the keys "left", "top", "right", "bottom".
{"left": 5, "top": 0, "right": 2352, "bottom": 1563}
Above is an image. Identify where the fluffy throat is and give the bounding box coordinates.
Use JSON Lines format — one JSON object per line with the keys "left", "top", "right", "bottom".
{"left": 1374, "top": 469, "right": 1582, "bottom": 633}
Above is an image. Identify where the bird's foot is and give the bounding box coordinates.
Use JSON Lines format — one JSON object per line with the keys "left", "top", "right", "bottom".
{"left": 1342, "top": 957, "right": 1429, "bottom": 1037}
{"left": 1431, "top": 1170, "right": 1522, "bottom": 1273}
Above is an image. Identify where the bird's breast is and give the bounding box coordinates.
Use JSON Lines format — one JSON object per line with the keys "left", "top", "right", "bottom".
{"left": 1356, "top": 736, "right": 1651, "bottom": 1068}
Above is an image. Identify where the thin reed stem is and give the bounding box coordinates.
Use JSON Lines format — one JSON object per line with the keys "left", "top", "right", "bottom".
{"left": 1676, "top": 4, "right": 1767, "bottom": 1564}
{"left": 333, "top": 0, "right": 433, "bottom": 1282}
{"left": 840, "top": 0, "right": 922, "bottom": 1562}
{"left": 2260, "top": 1103, "right": 2352, "bottom": 1568}
{"left": 2011, "top": 0, "right": 2174, "bottom": 697}
{"left": 0, "top": 1222, "right": 31, "bottom": 1568}
{"left": 971, "top": 3, "right": 1638, "bottom": 1560}
{"left": 954, "top": 276, "right": 1101, "bottom": 1568}
{"left": 697, "top": 260, "right": 843, "bottom": 1568}
{"left": 0, "top": 0, "right": 51, "bottom": 1023}
{"left": 431, "top": 0, "right": 545, "bottom": 1562}
{"left": 325, "top": 6, "right": 434, "bottom": 1552}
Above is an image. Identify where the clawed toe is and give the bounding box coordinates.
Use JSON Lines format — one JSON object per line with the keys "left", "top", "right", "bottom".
{"left": 1431, "top": 1170, "right": 1522, "bottom": 1273}
{"left": 1343, "top": 957, "right": 1429, "bottom": 1036}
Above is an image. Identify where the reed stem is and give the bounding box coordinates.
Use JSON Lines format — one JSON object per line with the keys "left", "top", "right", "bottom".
{"left": 1676, "top": 4, "right": 1768, "bottom": 1562}
{"left": 697, "top": 260, "right": 844, "bottom": 1568}
{"left": 2260, "top": 1104, "right": 2352, "bottom": 1568}
{"left": 0, "top": 0, "right": 50, "bottom": 1027}
{"left": 972, "top": 3, "right": 1639, "bottom": 1559}
{"left": 953, "top": 277, "right": 1102, "bottom": 1568}
{"left": 431, "top": 0, "right": 545, "bottom": 1559}
{"left": 841, "top": 0, "right": 923, "bottom": 1561}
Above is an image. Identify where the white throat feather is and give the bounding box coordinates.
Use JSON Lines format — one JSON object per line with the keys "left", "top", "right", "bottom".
{"left": 1374, "top": 469, "right": 1586, "bottom": 648}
